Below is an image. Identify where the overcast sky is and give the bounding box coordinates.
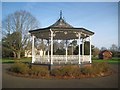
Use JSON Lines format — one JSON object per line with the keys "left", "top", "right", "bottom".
{"left": 2, "top": 2, "right": 118, "bottom": 49}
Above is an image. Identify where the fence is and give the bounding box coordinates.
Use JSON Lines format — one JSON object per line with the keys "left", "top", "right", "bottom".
{"left": 35, "top": 55, "right": 90, "bottom": 64}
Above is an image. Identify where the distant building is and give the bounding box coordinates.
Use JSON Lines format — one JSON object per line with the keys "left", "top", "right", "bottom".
{"left": 99, "top": 50, "right": 112, "bottom": 60}
{"left": 25, "top": 50, "right": 32, "bottom": 57}
{"left": 25, "top": 49, "right": 46, "bottom": 57}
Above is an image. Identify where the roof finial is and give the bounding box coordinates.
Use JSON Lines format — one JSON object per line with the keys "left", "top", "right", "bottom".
{"left": 60, "top": 10, "right": 62, "bottom": 19}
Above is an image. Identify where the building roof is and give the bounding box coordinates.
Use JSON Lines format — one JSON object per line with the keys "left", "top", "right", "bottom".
{"left": 100, "top": 50, "right": 112, "bottom": 55}
{"left": 29, "top": 11, "right": 94, "bottom": 40}
{"left": 50, "top": 10, "right": 73, "bottom": 28}
{"left": 50, "top": 17, "right": 73, "bottom": 28}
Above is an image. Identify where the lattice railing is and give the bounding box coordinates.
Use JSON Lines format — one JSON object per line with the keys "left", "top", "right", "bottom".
{"left": 35, "top": 55, "right": 90, "bottom": 64}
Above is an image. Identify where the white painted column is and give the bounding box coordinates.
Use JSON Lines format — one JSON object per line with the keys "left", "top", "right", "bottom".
{"left": 32, "top": 35, "right": 35, "bottom": 63}
{"left": 89, "top": 36, "right": 92, "bottom": 63}
{"left": 47, "top": 40, "right": 50, "bottom": 62}
{"left": 50, "top": 29, "right": 53, "bottom": 65}
{"left": 65, "top": 40, "right": 68, "bottom": 63}
{"left": 71, "top": 43, "right": 73, "bottom": 55}
{"left": 82, "top": 38, "right": 84, "bottom": 62}
{"left": 78, "top": 33, "right": 81, "bottom": 64}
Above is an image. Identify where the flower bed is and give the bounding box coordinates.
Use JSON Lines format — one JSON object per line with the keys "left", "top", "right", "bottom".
{"left": 9, "top": 61, "right": 112, "bottom": 79}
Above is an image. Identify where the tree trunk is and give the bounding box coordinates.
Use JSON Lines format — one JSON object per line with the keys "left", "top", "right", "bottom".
{"left": 13, "top": 51, "right": 16, "bottom": 59}
{"left": 17, "top": 51, "right": 21, "bottom": 59}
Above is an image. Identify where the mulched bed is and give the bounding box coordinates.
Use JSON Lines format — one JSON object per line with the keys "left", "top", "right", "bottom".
{"left": 7, "top": 62, "right": 115, "bottom": 79}
{"left": 7, "top": 70, "right": 113, "bottom": 79}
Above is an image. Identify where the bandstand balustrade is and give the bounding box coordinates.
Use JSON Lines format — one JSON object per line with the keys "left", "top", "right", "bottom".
{"left": 35, "top": 55, "right": 90, "bottom": 64}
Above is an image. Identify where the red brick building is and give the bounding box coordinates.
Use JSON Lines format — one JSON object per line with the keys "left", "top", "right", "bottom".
{"left": 99, "top": 50, "right": 112, "bottom": 60}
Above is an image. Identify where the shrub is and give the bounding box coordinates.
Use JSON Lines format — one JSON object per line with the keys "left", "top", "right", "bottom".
{"left": 9, "top": 62, "right": 110, "bottom": 79}
{"left": 92, "top": 62, "right": 109, "bottom": 73}
{"left": 51, "top": 65, "right": 81, "bottom": 78}
{"left": 51, "top": 68, "right": 62, "bottom": 76}
{"left": 30, "top": 66, "right": 49, "bottom": 77}
{"left": 81, "top": 67, "right": 93, "bottom": 75}
{"left": 61, "top": 65, "right": 81, "bottom": 77}
{"left": 10, "top": 62, "right": 29, "bottom": 74}
{"left": 51, "top": 63, "right": 110, "bottom": 78}
{"left": 80, "top": 62, "right": 110, "bottom": 76}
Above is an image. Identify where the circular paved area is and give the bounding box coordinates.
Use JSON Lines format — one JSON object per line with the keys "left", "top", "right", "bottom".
{"left": 2, "top": 64, "right": 118, "bottom": 88}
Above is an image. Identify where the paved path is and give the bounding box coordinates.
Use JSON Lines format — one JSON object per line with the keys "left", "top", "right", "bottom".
{"left": 2, "top": 64, "right": 118, "bottom": 88}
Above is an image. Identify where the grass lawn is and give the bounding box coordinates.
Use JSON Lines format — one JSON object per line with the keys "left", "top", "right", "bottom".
{"left": 1, "top": 57, "right": 32, "bottom": 64}
{"left": 92, "top": 58, "right": 120, "bottom": 64}
{"left": 1, "top": 57, "right": 120, "bottom": 64}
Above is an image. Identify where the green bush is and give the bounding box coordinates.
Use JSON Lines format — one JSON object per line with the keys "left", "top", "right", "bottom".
{"left": 10, "top": 62, "right": 29, "bottom": 74}
{"left": 30, "top": 66, "right": 49, "bottom": 77}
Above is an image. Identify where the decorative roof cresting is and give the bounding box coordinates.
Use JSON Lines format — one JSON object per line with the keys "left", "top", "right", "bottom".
{"left": 50, "top": 10, "right": 73, "bottom": 28}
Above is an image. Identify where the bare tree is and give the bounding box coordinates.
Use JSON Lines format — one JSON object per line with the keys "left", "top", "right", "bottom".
{"left": 2, "top": 10, "right": 40, "bottom": 59}
{"left": 92, "top": 47, "right": 100, "bottom": 57}
{"left": 0, "top": 20, "right": 1, "bottom": 41}
{"left": 59, "top": 40, "right": 66, "bottom": 49}
{"left": 110, "top": 44, "right": 118, "bottom": 52}
{"left": 119, "top": 46, "right": 120, "bottom": 52}
{"left": 53, "top": 40, "right": 59, "bottom": 53}
{"left": 109, "top": 44, "right": 118, "bottom": 57}
{"left": 100, "top": 47, "right": 107, "bottom": 51}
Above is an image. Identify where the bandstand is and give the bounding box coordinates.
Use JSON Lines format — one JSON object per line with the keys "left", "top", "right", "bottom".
{"left": 29, "top": 11, "right": 94, "bottom": 65}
